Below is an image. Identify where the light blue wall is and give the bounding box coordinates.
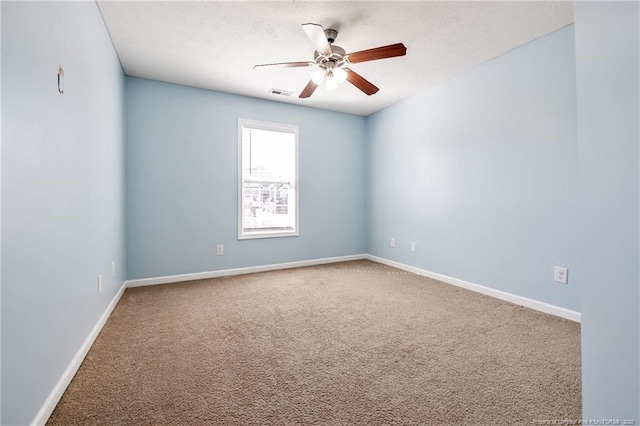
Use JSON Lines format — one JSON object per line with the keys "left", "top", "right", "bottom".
{"left": 1, "top": 2, "right": 126, "bottom": 424}
{"left": 366, "top": 26, "right": 579, "bottom": 311}
{"left": 574, "top": 2, "right": 639, "bottom": 419}
{"left": 126, "top": 77, "right": 366, "bottom": 280}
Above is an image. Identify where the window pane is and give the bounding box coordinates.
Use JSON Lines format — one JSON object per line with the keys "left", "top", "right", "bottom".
{"left": 239, "top": 120, "right": 298, "bottom": 239}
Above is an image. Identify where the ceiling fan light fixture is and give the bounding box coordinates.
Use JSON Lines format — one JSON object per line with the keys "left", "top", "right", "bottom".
{"left": 326, "top": 76, "right": 338, "bottom": 91}
{"left": 333, "top": 67, "right": 347, "bottom": 84}
{"left": 311, "top": 68, "right": 326, "bottom": 85}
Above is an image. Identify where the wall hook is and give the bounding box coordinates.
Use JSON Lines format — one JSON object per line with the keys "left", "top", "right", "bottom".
{"left": 57, "top": 66, "right": 64, "bottom": 94}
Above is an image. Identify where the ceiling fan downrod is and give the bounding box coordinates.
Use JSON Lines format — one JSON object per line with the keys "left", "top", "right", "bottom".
{"left": 324, "top": 28, "right": 338, "bottom": 44}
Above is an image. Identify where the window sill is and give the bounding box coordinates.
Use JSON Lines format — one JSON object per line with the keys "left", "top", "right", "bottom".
{"left": 238, "top": 230, "right": 299, "bottom": 240}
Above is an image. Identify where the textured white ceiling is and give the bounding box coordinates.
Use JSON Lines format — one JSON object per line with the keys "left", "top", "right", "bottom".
{"left": 97, "top": 1, "right": 573, "bottom": 116}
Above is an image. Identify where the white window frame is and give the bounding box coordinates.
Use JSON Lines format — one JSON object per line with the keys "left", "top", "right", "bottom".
{"left": 237, "top": 118, "right": 299, "bottom": 240}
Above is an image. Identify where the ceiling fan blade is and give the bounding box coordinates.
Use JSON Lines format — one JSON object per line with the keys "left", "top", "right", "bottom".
{"left": 253, "top": 61, "right": 314, "bottom": 69}
{"left": 299, "top": 80, "right": 318, "bottom": 99}
{"left": 347, "top": 43, "right": 407, "bottom": 64}
{"left": 345, "top": 68, "right": 379, "bottom": 96}
{"left": 302, "top": 23, "right": 332, "bottom": 56}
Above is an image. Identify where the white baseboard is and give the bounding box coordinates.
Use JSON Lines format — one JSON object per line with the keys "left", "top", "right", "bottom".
{"left": 366, "top": 255, "right": 581, "bottom": 323}
{"left": 126, "top": 254, "right": 368, "bottom": 287}
{"left": 31, "top": 280, "right": 128, "bottom": 426}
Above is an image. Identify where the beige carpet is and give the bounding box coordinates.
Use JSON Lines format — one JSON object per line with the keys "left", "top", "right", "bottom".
{"left": 48, "top": 260, "right": 581, "bottom": 425}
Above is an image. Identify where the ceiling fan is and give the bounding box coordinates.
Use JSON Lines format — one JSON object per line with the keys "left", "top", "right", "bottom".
{"left": 254, "top": 23, "right": 407, "bottom": 99}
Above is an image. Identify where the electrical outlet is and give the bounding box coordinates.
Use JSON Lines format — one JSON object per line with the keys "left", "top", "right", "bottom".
{"left": 390, "top": 238, "right": 396, "bottom": 248}
{"left": 97, "top": 274, "right": 103, "bottom": 294}
{"left": 410, "top": 241, "right": 416, "bottom": 252}
{"left": 554, "top": 266, "right": 568, "bottom": 284}
{"left": 216, "top": 244, "right": 224, "bottom": 256}
{"left": 111, "top": 261, "right": 116, "bottom": 277}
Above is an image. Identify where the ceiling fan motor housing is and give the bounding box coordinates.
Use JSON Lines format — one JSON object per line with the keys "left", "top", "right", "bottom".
{"left": 313, "top": 45, "right": 347, "bottom": 70}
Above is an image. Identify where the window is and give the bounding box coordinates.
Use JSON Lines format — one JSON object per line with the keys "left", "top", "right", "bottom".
{"left": 238, "top": 119, "right": 299, "bottom": 239}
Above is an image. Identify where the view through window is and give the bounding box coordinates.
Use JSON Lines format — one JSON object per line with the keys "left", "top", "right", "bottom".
{"left": 238, "top": 119, "right": 298, "bottom": 239}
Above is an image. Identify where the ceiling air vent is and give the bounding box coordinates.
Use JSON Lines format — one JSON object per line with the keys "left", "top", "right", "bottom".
{"left": 269, "top": 88, "right": 293, "bottom": 97}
